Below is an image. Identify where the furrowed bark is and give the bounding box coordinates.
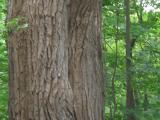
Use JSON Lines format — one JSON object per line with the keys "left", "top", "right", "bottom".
{"left": 8, "top": 0, "right": 104, "bottom": 120}
{"left": 8, "top": 0, "right": 74, "bottom": 119}
{"left": 68, "top": 0, "right": 104, "bottom": 120}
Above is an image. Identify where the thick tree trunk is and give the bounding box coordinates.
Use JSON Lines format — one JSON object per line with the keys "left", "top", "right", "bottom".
{"left": 68, "top": 0, "right": 104, "bottom": 120}
{"left": 7, "top": 0, "right": 104, "bottom": 120}
{"left": 8, "top": 0, "right": 74, "bottom": 119}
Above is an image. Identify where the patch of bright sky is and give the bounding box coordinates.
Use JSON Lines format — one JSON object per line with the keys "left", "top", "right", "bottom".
{"left": 144, "top": 5, "right": 160, "bottom": 12}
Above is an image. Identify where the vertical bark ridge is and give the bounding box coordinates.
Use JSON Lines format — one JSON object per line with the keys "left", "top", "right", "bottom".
{"left": 68, "top": 0, "right": 104, "bottom": 120}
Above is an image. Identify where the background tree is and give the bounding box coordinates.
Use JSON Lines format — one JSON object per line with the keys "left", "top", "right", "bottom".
{"left": 125, "top": 0, "right": 135, "bottom": 119}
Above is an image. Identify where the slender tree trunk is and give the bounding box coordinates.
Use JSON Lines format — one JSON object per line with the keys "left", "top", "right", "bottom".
{"left": 134, "top": 89, "right": 139, "bottom": 107}
{"left": 7, "top": 0, "right": 104, "bottom": 120}
{"left": 139, "top": 0, "right": 143, "bottom": 25}
{"left": 124, "top": 0, "right": 135, "bottom": 120}
{"left": 111, "top": 4, "right": 120, "bottom": 118}
{"left": 110, "top": 105, "right": 113, "bottom": 120}
{"left": 143, "top": 92, "right": 149, "bottom": 111}
{"left": 68, "top": 0, "right": 104, "bottom": 119}
{"left": 133, "top": 0, "right": 143, "bottom": 25}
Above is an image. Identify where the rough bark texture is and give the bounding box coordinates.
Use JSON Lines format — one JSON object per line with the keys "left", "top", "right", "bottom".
{"left": 8, "top": 0, "right": 74, "bottom": 119}
{"left": 7, "top": 0, "right": 104, "bottom": 120}
{"left": 68, "top": 0, "right": 104, "bottom": 120}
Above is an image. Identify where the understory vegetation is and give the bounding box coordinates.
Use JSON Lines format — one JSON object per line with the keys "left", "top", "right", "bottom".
{"left": 103, "top": 0, "right": 160, "bottom": 119}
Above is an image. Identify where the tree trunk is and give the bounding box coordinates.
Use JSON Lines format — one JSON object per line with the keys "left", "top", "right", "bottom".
{"left": 7, "top": 0, "right": 104, "bottom": 120}
{"left": 124, "top": 0, "right": 135, "bottom": 120}
{"left": 68, "top": 0, "right": 104, "bottom": 120}
{"left": 143, "top": 92, "right": 149, "bottom": 111}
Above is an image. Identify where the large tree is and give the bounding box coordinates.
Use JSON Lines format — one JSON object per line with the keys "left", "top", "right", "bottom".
{"left": 7, "top": 0, "right": 104, "bottom": 120}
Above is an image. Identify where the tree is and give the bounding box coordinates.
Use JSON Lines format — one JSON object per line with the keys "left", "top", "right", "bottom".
{"left": 7, "top": 0, "right": 104, "bottom": 120}
{"left": 68, "top": 0, "right": 104, "bottom": 120}
{"left": 125, "top": 0, "right": 135, "bottom": 120}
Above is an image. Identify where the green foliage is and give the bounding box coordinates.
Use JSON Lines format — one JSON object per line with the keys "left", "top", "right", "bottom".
{"left": 103, "top": 0, "right": 160, "bottom": 119}
{"left": 0, "top": 0, "right": 8, "bottom": 119}
{"left": 6, "top": 16, "right": 29, "bottom": 34}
